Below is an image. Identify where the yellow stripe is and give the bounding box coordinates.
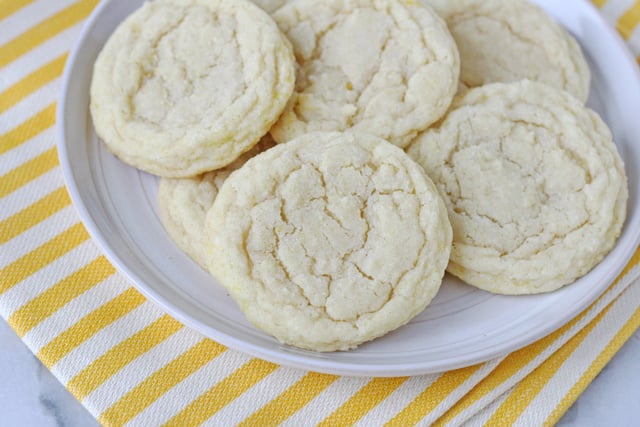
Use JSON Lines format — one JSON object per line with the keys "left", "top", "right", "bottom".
{"left": 385, "top": 366, "right": 480, "bottom": 427}
{"left": 0, "top": 222, "right": 88, "bottom": 294}
{"left": 238, "top": 373, "right": 339, "bottom": 426}
{"left": 0, "top": 0, "right": 35, "bottom": 21}
{"left": 100, "top": 339, "right": 228, "bottom": 426}
{"left": 545, "top": 293, "right": 640, "bottom": 426}
{"left": 0, "top": 103, "right": 56, "bottom": 156}
{"left": 0, "top": 55, "right": 67, "bottom": 113}
{"left": 432, "top": 247, "right": 640, "bottom": 426}
{"left": 163, "top": 358, "right": 278, "bottom": 427}
{"left": 319, "top": 377, "right": 408, "bottom": 427}
{"left": 37, "top": 288, "right": 146, "bottom": 367}
{"left": 432, "top": 326, "right": 579, "bottom": 426}
{"left": 617, "top": 246, "right": 640, "bottom": 279}
{"left": 8, "top": 256, "right": 115, "bottom": 336}
{"left": 0, "top": 147, "right": 58, "bottom": 198}
{"left": 483, "top": 297, "right": 616, "bottom": 426}
{"left": 0, "top": 0, "right": 98, "bottom": 68}
{"left": 617, "top": 1, "right": 640, "bottom": 39}
{"left": 67, "top": 314, "right": 184, "bottom": 400}
{"left": 0, "top": 187, "right": 70, "bottom": 245}
{"left": 591, "top": 0, "right": 607, "bottom": 8}
{"left": 440, "top": 329, "right": 584, "bottom": 426}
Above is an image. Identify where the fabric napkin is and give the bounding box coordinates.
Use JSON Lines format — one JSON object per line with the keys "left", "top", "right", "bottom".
{"left": 1, "top": 0, "right": 640, "bottom": 425}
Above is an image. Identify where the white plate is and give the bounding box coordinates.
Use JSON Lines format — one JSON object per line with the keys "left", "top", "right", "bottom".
{"left": 57, "top": 0, "right": 640, "bottom": 376}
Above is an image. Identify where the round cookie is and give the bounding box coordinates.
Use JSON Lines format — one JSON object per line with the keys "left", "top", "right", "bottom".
{"left": 269, "top": 0, "right": 460, "bottom": 148}
{"left": 206, "top": 132, "right": 452, "bottom": 351}
{"left": 407, "top": 80, "right": 628, "bottom": 295}
{"left": 158, "top": 136, "right": 276, "bottom": 268}
{"left": 424, "top": 0, "right": 591, "bottom": 102}
{"left": 90, "top": 0, "right": 295, "bottom": 177}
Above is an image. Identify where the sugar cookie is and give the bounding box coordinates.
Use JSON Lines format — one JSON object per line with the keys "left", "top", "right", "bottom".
{"left": 408, "top": 81, "right": 627, "bottom": 294}
{"left": 269, "top": 0, "right": 460, "bottom": 148}
{"left": 425, "top": 0, "right": 591, "bottom": 102}
{"left": 90, "top": 0, "right": 295, "bottom": 177}
{"left": 158, "top": 136, "right": 276, "bottom": 268}
{"left": 207, "top": 132, "right": 452, "bottom": 351}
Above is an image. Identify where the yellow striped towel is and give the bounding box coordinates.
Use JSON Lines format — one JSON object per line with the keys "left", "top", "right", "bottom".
{"left": 1, "top": 0, "right": 640, "bottom": 425}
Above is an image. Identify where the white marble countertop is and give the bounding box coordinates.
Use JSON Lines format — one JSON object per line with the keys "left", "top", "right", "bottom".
{"left": 1, "top": 316, "right": 639, "bottom": 426}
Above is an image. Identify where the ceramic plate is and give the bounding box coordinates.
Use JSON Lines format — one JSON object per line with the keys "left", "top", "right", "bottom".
{"left": 57, "top": 0, "right": 640, "bottom": 376}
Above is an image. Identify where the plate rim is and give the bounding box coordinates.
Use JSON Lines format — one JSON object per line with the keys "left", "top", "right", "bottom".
{"left": 57, "top": 0, "right": 640, "bottom": 377}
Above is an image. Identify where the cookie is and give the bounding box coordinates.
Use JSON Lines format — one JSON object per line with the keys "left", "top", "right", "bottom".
{"left": 206, "top": 132, "right": 452, "bottom": 351}
{"left": 269, "top": 0, "right": 460, "bottom": 148}
{"left": 407, "top": 80, "right": 627, "bottom": 295}
{"left": 424, "top": 0, "right": 591, "bottom": 102}
{"left": 90, "top": 0, "right": 295, "bottom": 177}
{"left": 158, "top": 136, "right": 276, "bottom": 268}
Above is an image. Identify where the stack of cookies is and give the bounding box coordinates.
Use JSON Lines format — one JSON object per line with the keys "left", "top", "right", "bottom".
{"left": 90, "top": 0, "right": 628, "bottom": 351}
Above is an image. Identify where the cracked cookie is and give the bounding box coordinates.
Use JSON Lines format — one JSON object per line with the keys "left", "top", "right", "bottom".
{"left": 424, "top": 0, "right": 591, "bottom": 102}
{"left": 158, "top": 136, "right": 276, "bottom": 269}
{"left": 90, "top": 0, "right": 295, "bottom": 177}
{"left": 206, "top": 132, "right": 452, "bottom": 351}
{"left": 407, "top": 80, "right": 627, "bottom": 295}
{"left": 269, "top": 0, "right": 460, "bottom": 148}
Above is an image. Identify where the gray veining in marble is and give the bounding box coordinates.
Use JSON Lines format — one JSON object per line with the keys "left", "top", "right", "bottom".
{"left": 1, "top": 316, "right": 639, "bottom": 426}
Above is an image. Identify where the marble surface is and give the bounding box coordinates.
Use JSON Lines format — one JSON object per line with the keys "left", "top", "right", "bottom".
{"left": 1, "top": 317, "right": 639, "bottom": 427}
{"left": 0, "top": 319, "right": 98, "bottom": 427}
